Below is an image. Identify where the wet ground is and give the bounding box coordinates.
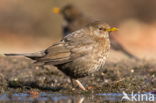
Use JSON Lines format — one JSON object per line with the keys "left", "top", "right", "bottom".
{"left": 1, "top": 92, "right": 156, "bottom": 102}
{"left": 0, "top": 56, "right": 155, "bottom": 102}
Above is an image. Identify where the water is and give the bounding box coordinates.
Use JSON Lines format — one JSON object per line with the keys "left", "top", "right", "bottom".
{"left": 0, "top": 92, "right": 155, "bottom": 103}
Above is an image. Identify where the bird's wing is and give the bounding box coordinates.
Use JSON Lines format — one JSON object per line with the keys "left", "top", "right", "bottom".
{"left": 37, "top": 30, "right": 95, "bottom": 65}
{"left": 37, "top": 41, "right": 72, "bottom": 65}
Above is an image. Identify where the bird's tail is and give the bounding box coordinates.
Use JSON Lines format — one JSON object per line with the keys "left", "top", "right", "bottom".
{"left": 119, "top": 47, "right": 139, "bottom": 60}
{"left": 110, "top": 36, "right": 139, "bottom": 60}
{"left": 5, "top": 51, "right": 46, "bottom": 60}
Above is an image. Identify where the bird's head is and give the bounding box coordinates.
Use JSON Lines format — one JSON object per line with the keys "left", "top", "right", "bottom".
{"left": 53, "top": 4, "right": 82, "bottom": 21}
{"left": 87, "top": 21, "right": 118, "bottom": 38}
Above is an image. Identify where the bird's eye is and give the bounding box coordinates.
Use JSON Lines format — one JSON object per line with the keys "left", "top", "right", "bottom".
{"left": 99, "top": 27, "right": 107, "bottom": 31}
{"left": 99, "top": 28, "right": 103, "bottom": 30}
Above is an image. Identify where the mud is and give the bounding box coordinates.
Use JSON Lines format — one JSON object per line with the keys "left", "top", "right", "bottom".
{"left": 0, "top": 56, "right": 155, "bottom": 102}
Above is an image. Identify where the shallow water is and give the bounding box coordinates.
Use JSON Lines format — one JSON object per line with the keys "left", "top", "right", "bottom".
{"left": 0, "top": 92, "right": 155, "bottom": 103}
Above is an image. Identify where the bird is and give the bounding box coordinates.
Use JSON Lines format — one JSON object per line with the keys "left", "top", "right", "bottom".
{"left": 53, "top": 4, "right": 139, "bottom": 60}
{"left": 5, "top": 21, "right": 118, "bottom": 90}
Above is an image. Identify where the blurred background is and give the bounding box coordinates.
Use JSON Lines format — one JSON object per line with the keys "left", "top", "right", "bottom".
{"left": 0, "top": 0, "right": 156, "bottom": 59}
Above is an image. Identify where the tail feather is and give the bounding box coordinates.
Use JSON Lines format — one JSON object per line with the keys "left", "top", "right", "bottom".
{"left": 5, "top": 54, "right": 25, "bottom": 56}
{"left": 119, "top": 47, "right": 139, "bottom": 60}
{"left": 110, "top": 37, "right": 139, "bottom": 60}
{"left": 5, "top": 51, "right": 46, "bottom": 60}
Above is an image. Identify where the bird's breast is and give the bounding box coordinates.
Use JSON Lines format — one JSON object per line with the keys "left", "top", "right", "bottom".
{"left": 89, "top": 41, "right": 110, "bottom": 72}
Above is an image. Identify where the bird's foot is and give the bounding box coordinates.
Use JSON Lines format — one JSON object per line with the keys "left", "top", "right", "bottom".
{"left": 75, "top": 80, "right": 86, "bottom": 91}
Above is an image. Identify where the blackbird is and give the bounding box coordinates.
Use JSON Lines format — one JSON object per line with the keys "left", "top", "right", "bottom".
{"left": 53, "top": 4, "right": 139, "bottom": 60}
{"left": 5, "top": 21, "right": 118, "bottom": 90}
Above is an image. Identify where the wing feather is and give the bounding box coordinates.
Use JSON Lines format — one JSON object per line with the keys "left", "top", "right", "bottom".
{"left": 37, "top": 29, "right": 95, "bottom": 65}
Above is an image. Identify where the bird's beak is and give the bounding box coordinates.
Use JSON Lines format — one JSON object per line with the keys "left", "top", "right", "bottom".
{"left": 52, "top": 7, "right": 61, "bottom": 14}
{"left": 106, "top": 27, "right": 118, "bottom": 32}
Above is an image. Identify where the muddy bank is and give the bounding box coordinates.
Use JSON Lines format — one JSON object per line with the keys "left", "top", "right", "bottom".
{"left": 0, "top": 56, "right": 155, "bottom": 94}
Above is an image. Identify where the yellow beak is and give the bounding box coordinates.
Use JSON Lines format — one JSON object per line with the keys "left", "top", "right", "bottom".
{"left": 52, "top": 7, "right": 61, "bottom": 14}
{"left": 106, "top": 27, "right": 118, "bottom": 32}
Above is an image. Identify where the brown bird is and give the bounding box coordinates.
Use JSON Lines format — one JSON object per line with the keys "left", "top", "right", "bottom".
{"left": 53, "top": 4, "right": 139, "bottom": 60}
{"left": 5, "top": 21, "right": 118, "bottom": 90}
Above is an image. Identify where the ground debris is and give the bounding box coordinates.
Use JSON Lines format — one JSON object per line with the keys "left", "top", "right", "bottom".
{"left": 0, "top": 56, "right": 155, "bottom": 94}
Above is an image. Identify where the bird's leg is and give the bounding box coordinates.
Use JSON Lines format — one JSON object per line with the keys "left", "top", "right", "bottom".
{"left": 70, "top": 78, "right": 74, "bottom": 88}
{"left": 75, "top": 80, "right": 86, "bottom": 91}
{"left": 78, "top": 97, "right": 85, "bottom": 103}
